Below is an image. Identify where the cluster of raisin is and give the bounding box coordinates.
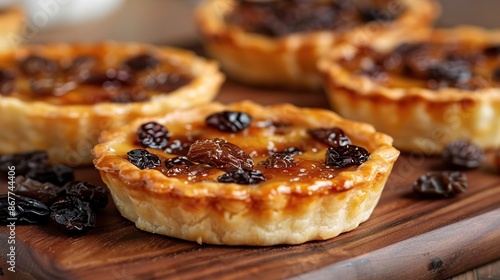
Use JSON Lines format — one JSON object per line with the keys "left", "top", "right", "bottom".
{"left": 308, "top": 127, "right": 370, "bottom": 169}
{"left": 0, "top": 151, "right": 108, "bottom": 232}
{"left": 413, "top": 140, "right": 488, "bottom": 198}
{"left": 0, "top": 53, "right": 192, "bottom": 103}
{"left": 129, "top": 111, "right": 265, "bottom": 184}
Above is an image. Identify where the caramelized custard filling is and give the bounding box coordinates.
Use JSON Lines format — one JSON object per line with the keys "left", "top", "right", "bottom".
{"left": 124, "top": 111, "right": 368, "bottom": 187}
{"left": 0, "top": 53, "right": 193, "bottom": 105}
{"left": 225, "top": 0, "right": 403, "bottom": 37}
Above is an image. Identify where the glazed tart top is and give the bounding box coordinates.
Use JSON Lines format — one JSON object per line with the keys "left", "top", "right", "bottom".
{"left": 93, "top": 101, "right": 399, "bottom": 200}
{"left": 328, "top": 27, "right": 500, "bottom": 92}
{"left": 0, "top": 43, "right": 196, "bottom": 105}
{"left": 225, "top": 0, "right": 422, "bottom": 37}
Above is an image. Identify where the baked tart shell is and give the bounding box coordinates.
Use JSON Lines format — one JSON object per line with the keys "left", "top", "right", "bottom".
{"left": 0, "top": 43, "right": 224, "bottom": 165}
{"left": 93, "top": 101, "right": 400, "bottom": 246}
{"left": 195, "top": 0, "right": 439, "bottom": 89}
{"left": 320, "top": 26, "right": 500, "bottom": 154}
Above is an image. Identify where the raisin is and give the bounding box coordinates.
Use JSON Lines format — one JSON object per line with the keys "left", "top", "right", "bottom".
{"left": 14, "top": 176, "right": 62, "bottom": 205}
{"left": 124, "top": 54, "right": 160, "bottom": 72}
{"left": 165, "top": 156, "right": 194, "bottom": 168}
{"left": 0, "top": 193, "right": 50, "bottom": 224}
{"left": 0, "top": 150, "right": 49, "bottom": 176}
{"left": 413, "top": 171, "right": 467, "bottom": 198}
{"left": 136, "top": 121, "right": 171, "bottom": 150}
{"left": 325, "top": 145, "right": 370, "bottom": 168}
{"left": 0, "top": 69, "right": 16, "bottom": 96}
{"left": 50, "top": 196, "right": 96, "bottom": 233}
{"left": 144, "top": 72, "right": 191, "bottom": 93}
{"left": 281, "top": 147, "right": 303, "bottom": 155}
{"left": 308, "top": 128, "right": 352, "bottom": 147}
{"left": 81, "top": 69, "right": 133, "bottom": 88}
{"left": 63, "top": 181, "right": 109, "bottom": 209}
{"left": 111, "top": 88, "right": 149, "bottom": 103}
{"left": 164, "top": 138, "right": 193, "bottom": 156}
{"left": 25, "top": 164, "right": 74, "bottom": 186}
{"left": 205, "top": 111, "right": 252, "bottom": 132}
{"left": 427, "top": 60, "right": 472, "bottom": 84}
{"left": 187, "top": 138, "right": 254, "bottom": 172}
{"left": 263, "top": 153, "right": 296, "bottom": 169}
{"left": 442, "top": 140, "right": 484, "bottom": 170}
{"left": 218, "top": 169, "right": 266, "bottom": 185}
{"left": 19, "top": 55, "right": 57, "bottom": 76}
{"left": 127, "top": 149, "right": 161, "bottom": 169}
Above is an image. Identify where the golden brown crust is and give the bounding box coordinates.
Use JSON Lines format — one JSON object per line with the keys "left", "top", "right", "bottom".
{"left": 0, "top": 6, "right": 23, "bottom": 51}
{"left": 0, "top": 42, "right": 224, "bottom": 165}
{"left": 320, "top": 26, "right": 500, "bottom": 154}
{"left": 93, "top": 101, "right": 400, "bottom": 245}
{"left": 195, "top": 0, "right": 439, "bottom": 89}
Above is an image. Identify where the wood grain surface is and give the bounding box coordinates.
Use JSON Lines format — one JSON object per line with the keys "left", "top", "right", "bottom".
{"left": 1, "top": 81, "right": 499, "bottom": 280}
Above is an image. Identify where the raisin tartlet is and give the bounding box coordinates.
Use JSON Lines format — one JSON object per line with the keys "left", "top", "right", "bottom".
{"left": 320, "top": 26, "right": 500, "bottom": 154}
{"left": 93, "top": 101, "right": 399, "bottom": 245}
{"left": 195, "top": 0, "right": 439, "bottom": 89}
{"left": 0, "top": 42, "right": 224, "bottom": 165}
{"left": 0, "top": 6, "right": 23, "bottom": 51}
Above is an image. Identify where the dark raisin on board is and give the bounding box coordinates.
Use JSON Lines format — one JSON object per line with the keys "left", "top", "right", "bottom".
{"left": 123, "top": 53, "right": 160, "bottom": 72}
{"left": 442, "top": 140, "right": 484, "bottom": 170}
{"left": 308, "top": 127, "right": 352, "bottom": 147}
{"left": 50, "top": 196, "right": 96, "bottom": 233}
{"left": 325, "top": 145, "right": 370, "bottom": 168}
{"left": 14, "top": 176, "right": 62, "bottom": 205}
{"left": 205, "top": 111, "right": 253, "bottom": 133}
{"left": 218, "top": 169, "right": 266, "bottom": 185}
{"left": 0, "top": 150, "right": 49, "bottom": 176}
{"left": 136, "top": 121, "right": 171, "bottom": 150}
{"left": 413, "top": 171, "right": 467, "bottom": 198}
{"left": 187, "top": 138, "right": 254, "bottom": 172}
{"left": 127, "top": 149, "right": 162, "bottom": 169}
{"left": 25, "top": 164, "right": 75, "bottom": 186}
{"left": 0, "top": 193, "right": 50, "bottom": 224}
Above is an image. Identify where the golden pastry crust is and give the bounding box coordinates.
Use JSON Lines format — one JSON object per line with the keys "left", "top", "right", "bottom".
{"left": 320, "top": 26, "right": 500, "bottom": 154}
{"left": 0, "top": 6, "right": 23, "bottom": 51}
{"left": 0, "top": 42, "right": 224, "bottom": 165}
{"left": 93, "top": 101, "right": 399, "bottom": 246}
{"left": 195, "top": 0, "right": 439, "bottom": 89}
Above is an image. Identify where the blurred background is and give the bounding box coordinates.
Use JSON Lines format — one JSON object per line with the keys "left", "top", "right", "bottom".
{"left": 0, "top": 0, "right": 498, "bottom": 46}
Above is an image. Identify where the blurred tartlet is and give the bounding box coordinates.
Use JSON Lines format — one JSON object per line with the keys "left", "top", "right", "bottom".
{"left": 0, "top": 42, "right": 223, "bottom": 165}
{"left": 319, "top": 26, "right": 500, "bottom": 154}
{"left": 0, "top": 6, "right": 23, "bottom": 51}
{"left": 195, "top": 0, "right": 439, "bottom": 89}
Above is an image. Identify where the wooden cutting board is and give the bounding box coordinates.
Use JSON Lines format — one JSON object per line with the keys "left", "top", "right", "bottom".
{"left": 1, "top": 81, "right": 499, "bottom": 280}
